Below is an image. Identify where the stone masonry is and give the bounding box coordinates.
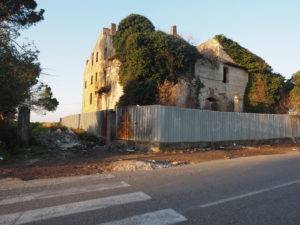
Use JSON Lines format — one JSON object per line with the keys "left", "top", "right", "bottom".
{"left": 82, "top": 24, "right": 249, "bottom": 113}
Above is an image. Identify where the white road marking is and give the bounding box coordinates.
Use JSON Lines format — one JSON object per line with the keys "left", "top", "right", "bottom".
{"left": 0, "top": 174, "right": 114, "bottom": 191}
{"left": 0, "top": 192, "right": 151, "bottom": 225}
{"left": 200, "top": 179, "right": 300, "bottom": 208}
{"left": 0, "top": 181, "right": 130, "bottom": 205}
{"left": 99, "top": 208, "right": 187, "bottom": 225}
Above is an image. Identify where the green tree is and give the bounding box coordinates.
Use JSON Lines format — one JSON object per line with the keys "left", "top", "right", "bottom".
{"left": 288, "top": 71, "right": 300, "bottom": 113}
{"left": 114, "top": 14, "right": 202, "bottom": 106}
{"left": 0, "top": 0, "right": 58, "bottom": 119}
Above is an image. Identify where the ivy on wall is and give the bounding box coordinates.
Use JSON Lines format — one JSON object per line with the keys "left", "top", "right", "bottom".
{"left": 113, "top": 14, "right": 203, "bottom": 106}
{"left": 214, "top": 34, "right": 284, "bottom": 113}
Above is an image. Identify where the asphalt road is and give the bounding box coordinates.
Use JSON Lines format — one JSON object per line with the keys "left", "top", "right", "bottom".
{"left": 1, "top": 152, "right": 300, "bottom": 225}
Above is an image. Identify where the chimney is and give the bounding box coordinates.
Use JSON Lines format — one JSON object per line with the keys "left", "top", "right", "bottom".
{"left": 110, "top": 23, "right": 116, "bottom": 35}
{"left": 170, "top": 25, "right": 177, "bottom": 36}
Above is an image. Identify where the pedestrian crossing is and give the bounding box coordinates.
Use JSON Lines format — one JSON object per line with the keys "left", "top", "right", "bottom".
{"left": 0, "top": 174, "right": 187, "bottom": 225}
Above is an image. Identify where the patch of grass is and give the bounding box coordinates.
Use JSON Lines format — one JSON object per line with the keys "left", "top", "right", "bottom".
{"left": 76, "top": 132, "right": 100, "bottom": 143}
{"left": 13, "top": 145, "right": 49, "bottom": 159}
{"left": 72, "top": 128, "right": 100, "bottom": 143}
{"left": 0, "top": 147, "right": 10, "bottom": 161}
{"left": 30, "top": 122, "right": 49, "bottom": 137}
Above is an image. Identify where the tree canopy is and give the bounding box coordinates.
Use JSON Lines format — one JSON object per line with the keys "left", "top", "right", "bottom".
{"left": 214, "top": 34, "right": 285, "bottom": 113}
{"left": 113, "top": 14, "right": 201, "bottom": 106}
{"left": 0, "top": 0, "right": 44, "bottom": 27}
{"left": 0, "top": 0, "right": 58, "bottom": 119}
{"left": 287, "top": 71, "right": 300, "bottom": 113}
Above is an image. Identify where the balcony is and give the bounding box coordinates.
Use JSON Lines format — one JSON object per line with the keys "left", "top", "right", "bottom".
{"left": 96, "top": 84, "right": 111, "bottom": 93}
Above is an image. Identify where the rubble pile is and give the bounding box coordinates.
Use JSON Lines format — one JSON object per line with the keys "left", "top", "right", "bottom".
{"left": 34, "top": 127, "right": 104, "bottom": 151}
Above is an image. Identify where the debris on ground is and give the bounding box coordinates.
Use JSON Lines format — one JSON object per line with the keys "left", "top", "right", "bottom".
{"left": 34, "top": 126, "right": 105, "bottom": 151}
{"left": 1, "top": 135, "right": 300, "bottom": 180}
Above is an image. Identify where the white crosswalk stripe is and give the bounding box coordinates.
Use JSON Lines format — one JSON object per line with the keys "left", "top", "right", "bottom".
{"left": 0, "top": 192, "right": 151, "bottom": 225}
{"left": 98, "top": 208, "right": 187, "bottom": 225}
{"left": 0, "top": 175, "right": 188, "bottom": 225}
{"left": 0, "top": 181, "right": 130, "bottom": 205}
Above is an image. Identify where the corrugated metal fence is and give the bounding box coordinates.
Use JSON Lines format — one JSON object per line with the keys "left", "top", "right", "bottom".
{"left": 61, "top": 110, "right": 115, "bottom": 138}
{"left": 61, "top": 105, "right": 300, "bottom": 144}
{"left": 116, "top": 105, "right": 300, "bottom": 143}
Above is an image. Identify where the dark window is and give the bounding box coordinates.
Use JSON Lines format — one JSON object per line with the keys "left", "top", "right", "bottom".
{"left": 84, "top": 80, "right": 87, "bottom": 88}
{"left": 104, "top": 47, "right": 107, "bottom": 59}
{"left": 96, "top": 52, "right": 98, "bottom": 62}
{"left": 90, "top": 93, "right": 92, "bottom": 104}
{"left": 223, "top": 67, "right": 228, "bottom": 83}
{"left": 91, "top": 75, "right": 93, "bottom": 84}
{"left": 103, "top": 70, "right": 107, "bottom": 85}
{"left": 95, "top": 72, "right": 98, "bottom": 81}
{"left": 92, "top": 53, "right": 94, "bottom": 66}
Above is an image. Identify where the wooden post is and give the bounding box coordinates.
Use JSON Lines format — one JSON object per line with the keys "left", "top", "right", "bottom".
{"left": 106, "top": 110, "right": 111, "bottom": 149}
{"left": 18, "top": 106, "right": 30, "bottom": 147}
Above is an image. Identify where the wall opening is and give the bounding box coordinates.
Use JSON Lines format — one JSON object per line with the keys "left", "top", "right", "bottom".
{"left": 223, "top": 67, "right": 228, "bottom": 83}
{"left": 104, "top": 47, "right": 107, "bottom": 59}
{"left": 91, "top": 75, "right": 93, "bottom": 84}
{"left": 103, "top": 70, "right": 107, "bottom": 85}
{"left": 96, "top": 52, "right": 98, "bottom": 62}
{"left": 90, "top": 93, "right": 92, "bottom": 104}
{"left": 207, "top": 97, "right": 219, "bottom": 111}
{"left": 95, "top": 72, "right": 98, "bottom": 81}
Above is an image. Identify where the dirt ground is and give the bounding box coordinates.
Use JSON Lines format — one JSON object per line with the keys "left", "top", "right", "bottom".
{"left": 1, "top": 144, "right": 300, "bottom": 180}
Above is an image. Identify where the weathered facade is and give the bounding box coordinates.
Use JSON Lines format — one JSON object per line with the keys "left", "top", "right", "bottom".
{"left": 82, "top": 24, "right": 249, "bottom": 113}
{"left": 195, "top": 39, "right": 249, "bottom": 112}
{"left": 82, "top": 24, "right": 123, "bottom": 113}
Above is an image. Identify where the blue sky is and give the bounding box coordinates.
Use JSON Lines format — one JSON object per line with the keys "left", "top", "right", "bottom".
{"left": 22, "top": 0, "right": 300, "bottom": 122}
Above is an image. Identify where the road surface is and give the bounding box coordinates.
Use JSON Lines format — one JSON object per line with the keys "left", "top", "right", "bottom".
{"left": 1, "top": 152, "right": 300, "bottom": 224}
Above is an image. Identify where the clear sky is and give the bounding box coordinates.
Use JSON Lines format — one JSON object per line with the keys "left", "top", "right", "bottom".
{"left": 22, "top": 0, "right": 300, "bottom": 122}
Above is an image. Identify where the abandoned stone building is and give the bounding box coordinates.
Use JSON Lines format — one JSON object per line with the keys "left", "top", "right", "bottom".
{"left": 82, "top": 24, "right": 249, "bottom": 113}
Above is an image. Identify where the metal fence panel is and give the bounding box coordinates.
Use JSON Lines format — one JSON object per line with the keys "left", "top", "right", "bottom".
{"left": 116, "top": 105, "right": 296, "bottom": 143}
{"left": 62, "top": 105, "right": 300, "bottom": 143}
{"left": 60, "top": 110, "right": 114, "bottom": 137}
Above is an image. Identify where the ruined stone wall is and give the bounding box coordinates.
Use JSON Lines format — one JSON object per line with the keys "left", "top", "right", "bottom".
{"left": 82, "top": 25, "right": 123, "bottom": 113}
{"left": 82, "top": 28, "right": 249, "bottom": 113}
{"left": 194, "top": 58, "right": 248, "bottom": 112}
{"left": 197, "top": 38, "right": 234, "bottom": 63}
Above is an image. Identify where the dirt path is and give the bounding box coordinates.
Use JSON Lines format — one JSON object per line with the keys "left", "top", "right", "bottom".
{"left": 1, "top": 144, "right": 300, "bottom": 180}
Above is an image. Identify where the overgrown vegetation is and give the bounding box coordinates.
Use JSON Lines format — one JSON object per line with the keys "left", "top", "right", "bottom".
{"left": 286, "top": 71, "right": 300, "bottom": 113}
{"left": 0, "top": 121, "right": 49, "bottom": 160}
{"left": 114, "top": 14, "right": 203, "bottom": 106}
{"left": 0, "top": 1, "right": 59, "bottom": 157}
{"left": 214, "top": 34, "right": 285, "bottom": 113}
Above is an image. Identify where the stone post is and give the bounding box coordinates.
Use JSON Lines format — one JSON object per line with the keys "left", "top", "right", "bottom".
{"left": 234, "top": 96, "right": 239, "bottom": 112}
{"left": 17, "top": 106, "right": 30, "bottom": 146}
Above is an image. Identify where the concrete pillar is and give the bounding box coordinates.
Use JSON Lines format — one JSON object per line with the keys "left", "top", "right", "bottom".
{"left": 234, "top": 96, "right": 239, "bottom": 112}
{"left": 17, "top": 106, "right": 30, "bottom": 146}
{"left": 170, "top": 25, "right": 177, "bottom": 36}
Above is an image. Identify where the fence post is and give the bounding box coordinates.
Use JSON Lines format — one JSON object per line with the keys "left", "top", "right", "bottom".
{"left": 17, "top": 106, "right": 30, "bottom": 147}
{"left": 106, "top": 110, "right": 111, "bottom": 148}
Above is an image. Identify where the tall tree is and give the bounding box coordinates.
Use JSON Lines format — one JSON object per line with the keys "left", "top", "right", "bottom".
{"left": 114, "top": 14, "right": 202, "bottom": 106}
{"left": 0, "top": 0, "right": 58, "bottom": 119}
{"left": 287, "top": 71, "right": 300, "bottom": 113}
